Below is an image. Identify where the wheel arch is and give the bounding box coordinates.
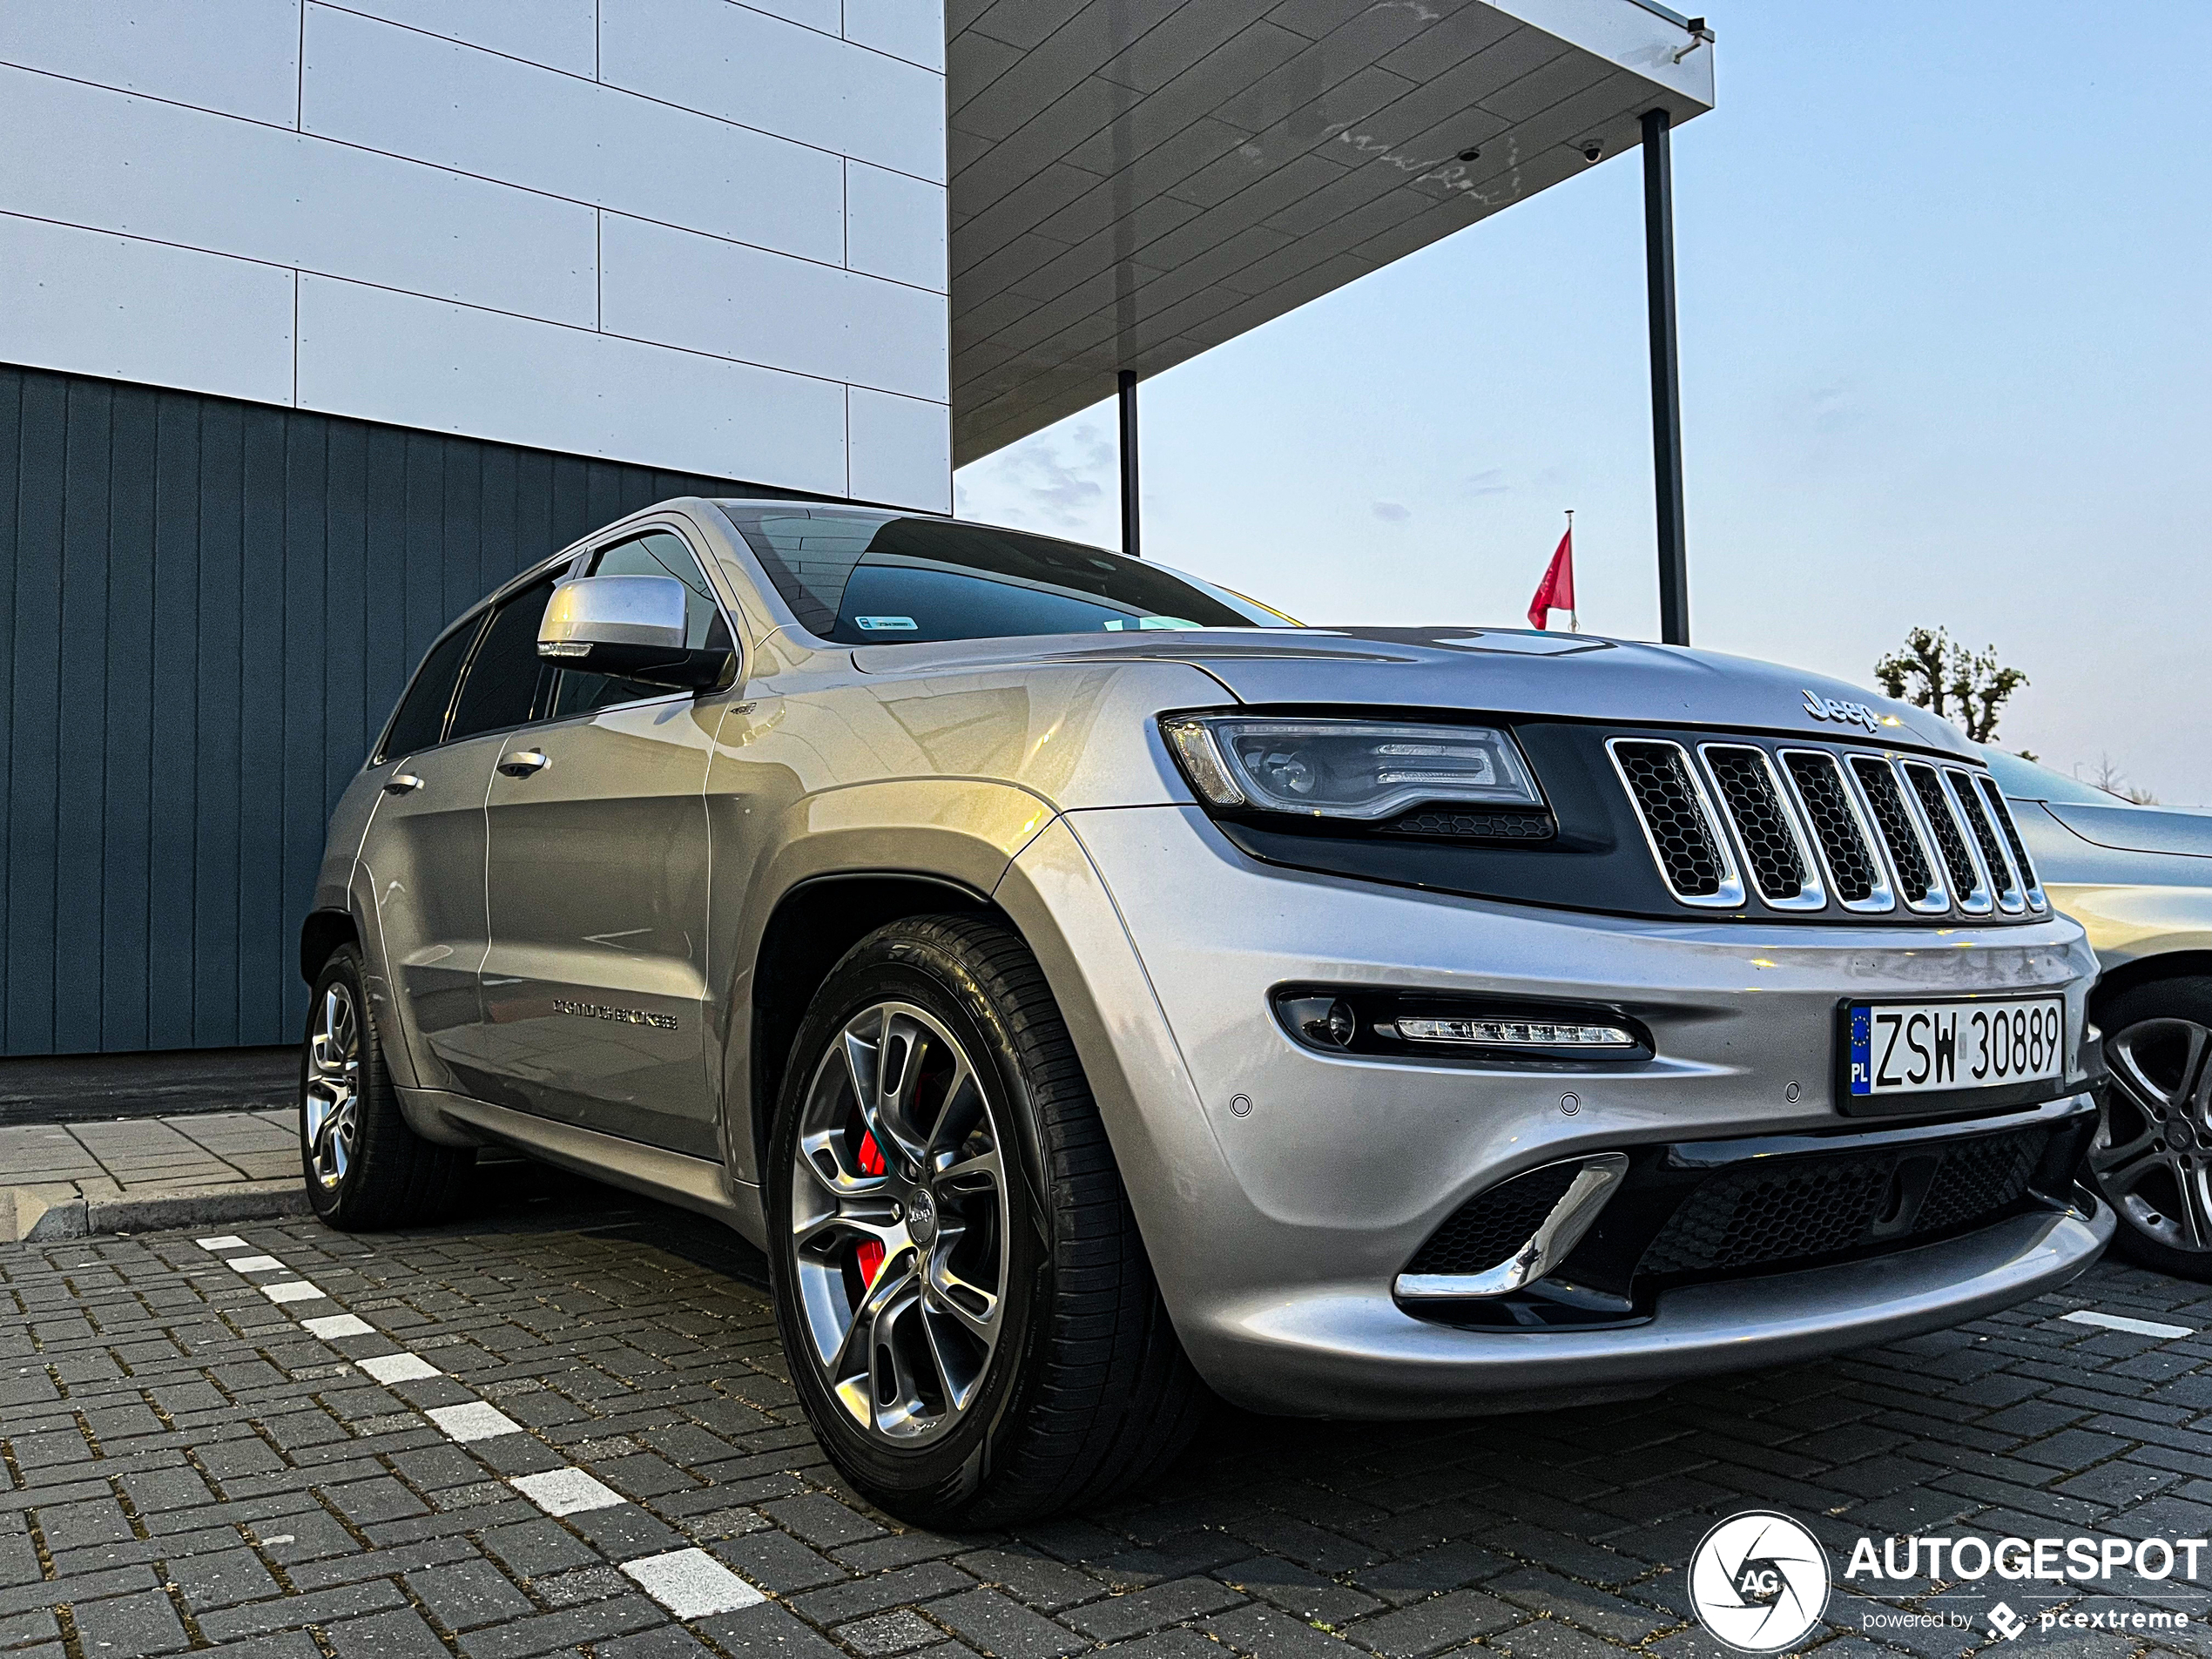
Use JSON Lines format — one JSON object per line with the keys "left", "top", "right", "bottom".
{"left": 2091, "top": 949, "right": 2212, "bottom": 1022}
{"left": 300, "top": 907, "right": 361, "bottom": 983}
{"left": 747, "top": 872, "right": 1006, "bottom": 1185}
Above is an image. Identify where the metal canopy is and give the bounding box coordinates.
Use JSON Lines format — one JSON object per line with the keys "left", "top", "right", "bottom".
{"left": 948, "top": 0, "right": 1716, "bottom": 465}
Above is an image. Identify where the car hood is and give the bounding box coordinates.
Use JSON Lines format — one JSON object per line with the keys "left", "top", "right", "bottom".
{"left": 850, "top": 625, "right": 1976, "bottom": 755}
{"left": 2042, "top": 801, "right": 2212, "bottom": 860}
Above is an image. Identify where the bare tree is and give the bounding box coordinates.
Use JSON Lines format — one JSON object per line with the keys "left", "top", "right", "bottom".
{"left": 2078, "top": 752, "right": 2158, "bottom": 806}
{"left": 1874, "top": 626, "right": 2028, "bottom": 745}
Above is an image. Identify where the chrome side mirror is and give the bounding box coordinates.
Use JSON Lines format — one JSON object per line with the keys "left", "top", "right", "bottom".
{"left": 537, "top": 575, "right": 734, "bottom": 691}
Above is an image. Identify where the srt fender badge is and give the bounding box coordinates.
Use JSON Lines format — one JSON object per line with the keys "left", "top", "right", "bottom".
{"left": 1801, "top": 689, "right": 1883, "bottom": 732}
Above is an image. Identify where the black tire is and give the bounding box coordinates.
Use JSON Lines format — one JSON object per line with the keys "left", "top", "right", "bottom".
{"left": 300, "top": 945, "right": 473, "bottom": 1231}
{"left": 2092, "top": 974, "right": 2212, "bottom": 1282}
{"left": 765, "top": 915, "right": 1207, "bottom": 1525}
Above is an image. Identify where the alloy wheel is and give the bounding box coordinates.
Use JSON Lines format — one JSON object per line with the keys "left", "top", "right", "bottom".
{"left": 788, "top": 1001, "right": 1010, "bottom": 1445}
{"left": 2092, "top": 1016, "right": 2212, "bottom": 1255}
{"left": 305, "top": 981, "right": 363, "bottom": 1191}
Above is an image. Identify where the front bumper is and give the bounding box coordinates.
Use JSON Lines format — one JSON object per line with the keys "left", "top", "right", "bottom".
{"left": 1007, "top": 805, "right": 2105, "bottom": 1416}
{"left": 1205, "top": 1198, "right": 2111, "bottom": 1417}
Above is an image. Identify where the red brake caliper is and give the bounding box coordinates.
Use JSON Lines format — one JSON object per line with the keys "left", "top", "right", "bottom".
{"left": 854, "top": 1130, "right": 887, "bottom": 1287}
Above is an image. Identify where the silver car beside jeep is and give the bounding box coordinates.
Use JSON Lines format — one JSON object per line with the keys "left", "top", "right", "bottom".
{"left": 300, "top": 498, "right": 2112, "bottom": 1523}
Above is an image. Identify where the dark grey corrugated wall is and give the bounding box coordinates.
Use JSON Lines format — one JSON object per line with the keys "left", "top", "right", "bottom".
{"left": 0, "top": 365, "right": 766, "bottom": 1056}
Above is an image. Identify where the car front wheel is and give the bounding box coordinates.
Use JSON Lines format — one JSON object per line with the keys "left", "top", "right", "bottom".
{"left": 2091, "top": 974, "right": 2212, "bottom": 1281}
{"left": 767, "top": 915, "right": 1206, "bottom": 1525}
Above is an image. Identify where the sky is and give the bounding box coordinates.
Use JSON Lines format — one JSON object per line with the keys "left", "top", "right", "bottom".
{"left": 954, "top": 2, "right": 2212, "bottom": 805}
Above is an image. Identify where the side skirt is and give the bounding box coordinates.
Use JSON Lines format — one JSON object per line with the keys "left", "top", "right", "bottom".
{"left": 398, "top": 1086, "right": 765, "bottom": 1237}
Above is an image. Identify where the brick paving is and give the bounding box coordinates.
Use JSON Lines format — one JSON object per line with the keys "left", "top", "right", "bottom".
{"left": 4, "top": 1181, "right": 2211, "bottom": 1659}
{"left": 0, "top": 1110, "right": 304, "bottom": 1241}
{"left": 0, "top": 1111, "right": 295, "bottom": 1190}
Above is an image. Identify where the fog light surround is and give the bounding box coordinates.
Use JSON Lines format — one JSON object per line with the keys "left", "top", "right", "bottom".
{"left": 1273, "top": 988, "right": 1653, "bottom": 1065}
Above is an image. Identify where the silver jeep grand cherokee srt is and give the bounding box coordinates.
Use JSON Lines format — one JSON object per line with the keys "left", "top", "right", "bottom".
{"left": 301, "top": 498, "right": 2112, "bottom": 1523}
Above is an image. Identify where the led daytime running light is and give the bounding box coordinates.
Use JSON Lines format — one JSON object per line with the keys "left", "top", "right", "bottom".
{"left": 1392, "top": 1017, "right": 1636, "bottom": 1049}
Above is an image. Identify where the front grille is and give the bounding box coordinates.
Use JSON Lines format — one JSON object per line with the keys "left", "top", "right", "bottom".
{"left": 1638, "top": 1125, "right": 2052, "bottom": 1278}
{"left": 1780, "top": 750, "right": 1887, "bottom": 909}
{"left": 1703, "top": 745, "right": 1817, "bottom": 906}
{"left": 1406, "top": 1160, "right": 1581, "bottom": 1276}
{"left": 1903, "top": 761, "right": 1991, "bottom": 913}
{"left": 1948, "top": 769, "right": 2025, "bottom": 912}
{"left": 1976, "top": 774, "right": 2046, "bottom": 908}
{"left": 1602, "top": 732, "right": 2035, "bottom": 924}
{"left": 1850, "top": 755, "right": 1943, "bottom": 909}
{"left": 1608, "top": 739, "right": 1741, "bottom": 905}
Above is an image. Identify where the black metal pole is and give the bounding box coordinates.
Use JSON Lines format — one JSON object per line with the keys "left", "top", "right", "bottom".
{"left": 1117, "top": 368, "right": 1141, "bottom": 559}
{"left": 1641, "top": 106, "right": 1689, "bottom": 646}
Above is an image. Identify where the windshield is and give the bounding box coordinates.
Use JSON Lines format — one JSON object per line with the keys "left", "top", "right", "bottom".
{"left": 1979, "top": 748, "right": 2121, "bottom": 805}
{"left": 717, "top": 504, "right": 1292, "bottom": 645}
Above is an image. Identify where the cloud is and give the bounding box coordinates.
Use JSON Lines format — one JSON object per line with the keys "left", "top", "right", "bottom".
{"left": 957, "top": 422, "right": 1115, "bottom": 530}
{"left": 1463, "top": 468, "right": 1510, "bottom": 496}
{"left": 1372, "top": 501, "right": 1412, "bottom": 522}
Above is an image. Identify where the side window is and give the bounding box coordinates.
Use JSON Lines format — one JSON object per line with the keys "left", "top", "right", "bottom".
{"left": 448, "top": 579, "right": 558, "bottom": 743}
{"left": 551, "top": 529, "right": 734, "bottom": 718}
{"left": 381, "top": 618, "right": 482, "bottom": 759}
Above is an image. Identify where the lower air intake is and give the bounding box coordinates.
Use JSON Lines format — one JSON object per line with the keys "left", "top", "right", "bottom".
{"left": 1406, "top": 1161, "right": 1582, "bottom": 1277}
{"left": 1637, "top": 1126, "right": 2052, "bottom": 1277}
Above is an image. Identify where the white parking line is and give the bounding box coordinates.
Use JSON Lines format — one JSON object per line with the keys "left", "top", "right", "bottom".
{"left": 427, "top": 1402, "right": 523, "bottom": 1442}
{"left": 209, "top": 1234, "right": 761, "bottom": 1615}
{"left": 301, "top": 1313, "right": 374, "bottom": 1339}
{"left": 621, "top": 1548, "right": 765, "bottom": 1618}
{"left": 358, "top": 1352, "right": 442, "bottom": 1385}
{"left": 2063, "top": 1309, "right": 2195, "bottom": 1339}
{"left": 511, "top": 1467, "right": 625, "bottom": 1516}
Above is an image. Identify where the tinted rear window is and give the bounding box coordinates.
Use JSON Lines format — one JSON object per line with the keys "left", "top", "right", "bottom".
{"left": 381, "top": 620, "right": 480, "bottom": 759}
{"left": 719, "top": 505, "right": 1286, "bottom": 645}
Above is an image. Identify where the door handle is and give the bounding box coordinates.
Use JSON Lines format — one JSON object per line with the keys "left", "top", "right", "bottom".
{"left": 497, "top": 750, "right": 551, "bottom": 777}
{"left": 383, "top": 773, "right": 423, "bottom": 794}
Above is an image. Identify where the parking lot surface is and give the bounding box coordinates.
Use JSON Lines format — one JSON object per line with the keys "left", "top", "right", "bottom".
{"left": 4, "top": 1169, "right": 2211, "bottom": 1659}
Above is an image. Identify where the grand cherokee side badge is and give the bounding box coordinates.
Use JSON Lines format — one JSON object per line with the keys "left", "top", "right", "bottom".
{"left": 1800, "top": 688, "right": 1882, "bottom": 732}
{"left": 552, "top": 998, "right": 678, "bottom": 1031}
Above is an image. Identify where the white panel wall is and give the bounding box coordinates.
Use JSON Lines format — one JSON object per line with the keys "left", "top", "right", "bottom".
{"left": 0, "top": 1, "right": 952, "bottom": 510}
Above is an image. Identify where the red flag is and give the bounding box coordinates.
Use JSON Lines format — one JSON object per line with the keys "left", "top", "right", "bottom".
{"left": 1527, "top": 522, "right": 1575, "bottom": 631}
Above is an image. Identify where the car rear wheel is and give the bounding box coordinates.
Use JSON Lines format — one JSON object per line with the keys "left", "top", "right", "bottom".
{"left": 2091, "top": 974, "right": 2212, "bottom": 1281}
{"left": 766, "top": 915, "right": 1207, "bottom": 1525}
{"left": 301, "top": 946, "right": 473, "bottom": 1230}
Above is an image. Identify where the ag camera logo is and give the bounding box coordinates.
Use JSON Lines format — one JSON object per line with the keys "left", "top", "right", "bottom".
{"left": 1690, "top": 1511, "right": 1831, "bottom": 1653}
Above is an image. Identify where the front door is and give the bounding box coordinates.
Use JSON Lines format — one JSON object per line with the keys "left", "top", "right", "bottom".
{"left": 476, "top": 529, "right": 733, "bottom": 1154}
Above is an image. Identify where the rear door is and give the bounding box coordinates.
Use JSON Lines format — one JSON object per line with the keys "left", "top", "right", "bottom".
{"left": 475, "top": 528, "right": 731, "bottom": 1155}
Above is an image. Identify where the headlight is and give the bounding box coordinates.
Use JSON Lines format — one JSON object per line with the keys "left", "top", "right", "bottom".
{"left": 1161, "top": 715, "right": 1542, "bottom": 821}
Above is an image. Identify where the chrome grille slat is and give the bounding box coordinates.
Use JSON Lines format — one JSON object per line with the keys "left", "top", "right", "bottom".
{"left": 1946, "top": 766, "right": 2026, "bottom": 913}
{"left": 1977, "top": 775, "right": 2048, "bottom": 912}
{"left": 1778, "top": 749, "right": 1894, "bottom": 913}
{"left": 1847, "top": 755, "right": 1948, "bottom": 912}
{"left": 1607, "top": 738, "right": 1744, "bottom": 908}
{"left": 1902, "top": 759, "right": 1993, "bottom": 914}
{"left": 1606, "top": 737, "right": 2042, "bottom": 924}
{"left": 1700, "top": 744, "right": 1824, "bottom": 910}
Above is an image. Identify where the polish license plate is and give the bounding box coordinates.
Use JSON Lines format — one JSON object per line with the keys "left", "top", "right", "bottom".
{"left": 1846, "top": 997, "right": 2065, "bottom": 1100}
